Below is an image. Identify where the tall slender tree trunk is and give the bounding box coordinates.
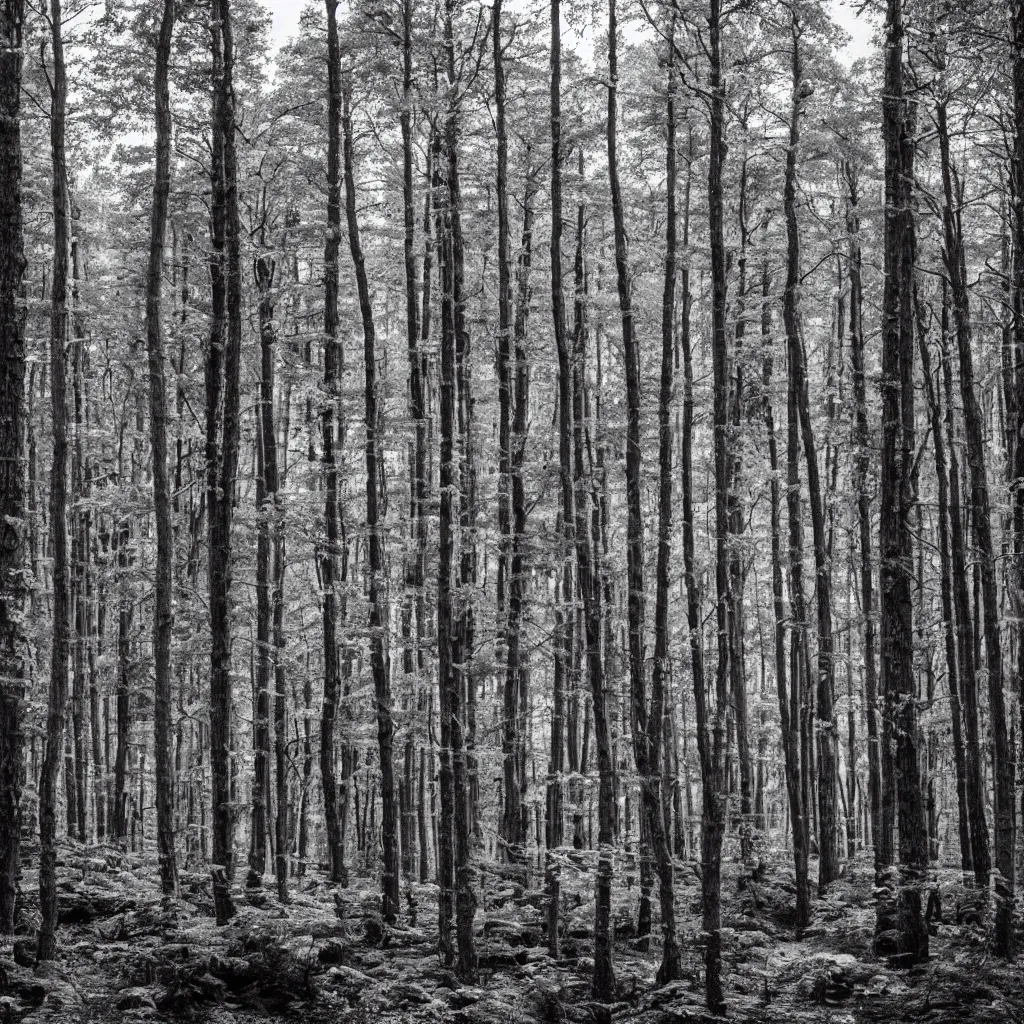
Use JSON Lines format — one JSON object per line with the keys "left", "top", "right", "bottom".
{"left": 1009, "top": 0, "right": 1024, "bottom": 901}
{"left": 207, "top": 0, "right": 242, "bottom": 924}
{"left": 878, "top": 0, "right": 927, "bottom": 960}
{"left": 248, "top": 433, "right": 270, "bottom": 888}
{"left": 548, "top": 0, "right": 573, "bottom": 960}
{"left": 398, "top": 0, "right": 426, "bottom": 888}
{"left": 843, "top": 161, "right": 884, "bottom": 873}
{"left": 341, "top": 79, "right": 400, "bottom": 924}
{"left": 439, "top": 5, "right": 477, "bottom": 976}
{"left": 0, "top": 0, "right": 27, "bottom": 936}
{"left": 703, "top": 0, "right": 730, "bottom": 1008}
{"left": 783, "top": 18, "right": 838, "bottom": 889}
{"left": 38, "top": 0, "right": 71, "bottom": 958}
{"left": 646, "top": 16, "right": 681, "bottom": 983}
{"left": 494, "top": 0, "right": 531, "bottom": 869}
{"left": 936, "top": 93, "right": 1013, "bottom": 952}
{"left": 145, "top": 0, "right": 178, "bottom": 898}
{"left": 571, "top": 268, "right": 615, "bottom": 1010}
{"left": 762, "top": 250, "right": 810, "bottom": 929}
{"left": 935, "top": 302, "right": 989, "bottom": 886}
{"left": 432, "top": 130, "right": 455, "bottom": 964}
{"left": 319, "top": 0, "right": 346, "bottom": 887}
{"left": 918, "top": 304, "right": 971, "bottom": 878}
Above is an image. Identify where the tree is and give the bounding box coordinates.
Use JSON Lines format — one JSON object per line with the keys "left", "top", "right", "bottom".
{"left": 611, "top": 0, "right": 680, "bottom": 986}
{"left": 320, "top": 0, "right": 347, "bottom": 888}
{"left": 437, "top": 0, "right": 477, "bottom": 979}
{"left": 341, "top": 74, "right": 400, "bottom": 925}
{"left": 781, "top": 12, "right": 839, "bottom": 891}
{"left": 144, "top": 0, "right": 178, "bottom": 899}
{"left": 38, "top": 0, "right": 71, "bottom": 961}
{"left": 206, "top": 0, "right": 244, "bottom": 924}
{"left": 703, "top": 0, "right": 732, "bottom": 1008}
{"left": 0, "top": 0, "right": 27, "bottom": 938}
{"left": 878, "top": 0, "right": 928, "bottom": 962}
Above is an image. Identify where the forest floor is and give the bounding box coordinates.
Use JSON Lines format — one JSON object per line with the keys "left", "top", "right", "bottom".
{"left": 1, "top": 842, "right": 1021, "bottom": 1023}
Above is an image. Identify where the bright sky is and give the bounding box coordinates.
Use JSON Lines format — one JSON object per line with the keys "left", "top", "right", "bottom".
{"left": 265, "top": 0, "right": 875, "bottom": 63}
{"left": 268, "top": 0, "right": 304, "bottom": 46}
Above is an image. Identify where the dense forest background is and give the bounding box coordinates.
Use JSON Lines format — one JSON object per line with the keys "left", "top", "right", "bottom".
{"left": 1, "top": 0, "right": 1024, "bottom": 1019}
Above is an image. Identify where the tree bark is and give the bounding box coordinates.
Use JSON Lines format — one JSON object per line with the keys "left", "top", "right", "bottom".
{"left": 547, "top": 0, "right": 574, "bottom": 960}
{"left": 38, "top": 0, "right": 71, "bottom": 958}
{"left": 878, "top": 0, "right": 928, "bottom": 960}
{"left": 918, "top": 299, "right": 971, "bottom": 878}
{"left": 438, "top": 6, "right": 477, "bottom": 976}
{"left": 702, "top": 0, "right": 730, "bottom": 1008}
{"left": 341, "top": 77, "right": 400, "bottom": 924}
{"left": 843, "top": 161, "right": 884, "bottom": 875}
{"left": 935, "top": 94, "right": 1013, "bottom": 948}
{"left": 207, "top": 0, "right": 243, "bottom": 924}
{"left": 761, "top": 249, "right": 810, "bottom": 929}
{"left": 1008, "top": 0, "right": 1024, "bottom": 912}
{"left": 783, "top": 18, "right": 838, "bottom": 890}
{"left": 494, "top": 0, "right": 532, "bottom": 870}
{"left": 319, "top": 0, "right": 346, "bottom": 888}
{"left": 145, "top": 0, "right": 178, "bottom": 898}
{"left": 613, "top": 2, "right": 680, "bottom": 984}
{"left": 0, "top": 0, "right": 27, "bottom": 936}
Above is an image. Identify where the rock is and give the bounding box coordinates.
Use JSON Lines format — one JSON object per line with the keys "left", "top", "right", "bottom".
{"left": 12, "top": 940, "right": 33, "bottom": 969}
{"left": 642, "top": 980, "right": 698, "bottom": 1010}
{"left": 116, "top": 986, "right": 157, "bottom": 1010}
{"left": 57, "top": 886, "right": 137, "bottom": 925}
{"left": 0, "top": 996, "right": 16, "bottom": 1022}
{"left": 208, "top": 953, "right": 258, "bottom": 990}
{"left": 481, "top": 919, "right": 540, "bottom": 947}
{"left": 795, "top": 973, "right": 826, "bottom": 1001}
{"left": 192, "top": 972, "right": 228, "bottom": 1000}
{"left": 447, "top": 986, "right": 484, "bottom": 1008}
{"left": 10, "top": 981, "right": 44, "bottom": 1007}
{"left": 327, "top": 965, "right": 372, "bottom": 987}
{"left": 865, "top": 974, "right": 890, "bottom": 996}
{"left": 379, "top": 980, "right": 432, "bottom": 1009}
{"left": 159, "top": 942, "right": 190, "bottom": 961}
{"left": 42, "top": 980, "right": 80, "bottom": 1010}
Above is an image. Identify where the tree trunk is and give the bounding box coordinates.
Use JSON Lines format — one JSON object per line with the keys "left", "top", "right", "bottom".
{"left": 0, "top": 0, "right": 27, "bottom": 936}
{"left": 702, "top": 0, "right": 730, "bottom": 1008}
{"left": 248, "top": 426, "right": 270, "bottom": 888}
{"left": 843, "top": 161, "right": 884, "bottom": 875}
{"left": 38, "top": 0, "right": 71, "bottom": 958}
{"left": 783, "top": 18, "right": 838, "bottom": 890}
{"left": 918, "top": 307, "right": 971, "bottom": 878}
{"left": 145, "top": 0, "right": 178, "bottom": 898}
{"left": 494, "top": 0, "right": 532, "bottom": 870}
{"left": 207, "top": 0, "right": 242, "bottom": 924}
{"left": 762, "top": 250, "right": 811, "bottom": 929}
{"left": 341, "top": 78, "right": 399, "bottom": 924}
{"left": 319, "top": 0, "right": 346, "bottom": 888}
{"left": 548, "top": 0, "right": 573, "bottom": 961}
{"left": 936, "top": 93, "right": 1013, "bottom": 949}
{"left": 878, "top": 0, "right": 927, "bottom": 960}
{"left": 1009, "top": 0, "right": 1024, "bottom": 908}
{"left": 613, "top": 1, "right": 680, "bottom": 985}
{"left": 438, "top": 7, "right": 477, "bottom": 976}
